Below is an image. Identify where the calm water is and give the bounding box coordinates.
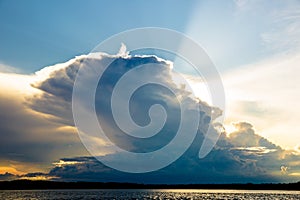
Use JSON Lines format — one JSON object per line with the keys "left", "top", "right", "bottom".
{"left": 0, "top": 189, "right": 299, "bottom": 200}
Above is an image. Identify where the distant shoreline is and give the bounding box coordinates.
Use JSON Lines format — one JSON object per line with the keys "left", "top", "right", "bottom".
{"left": 0, "top": 180, "right": 299, "bottom": 190}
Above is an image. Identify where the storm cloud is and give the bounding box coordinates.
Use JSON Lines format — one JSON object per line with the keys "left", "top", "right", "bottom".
{"left": 0, "top": 51, "right": 299, "bottom": 183}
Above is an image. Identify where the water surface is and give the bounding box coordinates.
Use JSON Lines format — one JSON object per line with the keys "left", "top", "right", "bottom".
{"left": 0, "top": 189, "right": 299, "bottom": 199}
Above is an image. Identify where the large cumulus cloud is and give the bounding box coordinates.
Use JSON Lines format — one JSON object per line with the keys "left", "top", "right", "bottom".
{"left": 0, "top": 50, "right": 299, "bottom": 183}
{"left": 30, "top": 52, "right": 218, "bottom": 155}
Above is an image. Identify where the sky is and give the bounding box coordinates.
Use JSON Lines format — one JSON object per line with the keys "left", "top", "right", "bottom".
{"left": 0, "top": 0, "right": 300, "bottom": 183}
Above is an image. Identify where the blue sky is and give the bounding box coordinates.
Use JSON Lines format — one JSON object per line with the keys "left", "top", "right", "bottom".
{"left": 0, "top": 0, "right": 300, "bottom": 183}
{"left": 0, "top": 0, "right": 195, "bottom": 72}
{"left": 0, "top": 0, "right": 291, "bottom": 72}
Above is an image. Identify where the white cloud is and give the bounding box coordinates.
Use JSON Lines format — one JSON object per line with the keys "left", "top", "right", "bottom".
{"left": 223, "top": 52, "right": 300, "bottom": 149}
{"left": 0, "top": 63, "right": 21, "bottom": 73}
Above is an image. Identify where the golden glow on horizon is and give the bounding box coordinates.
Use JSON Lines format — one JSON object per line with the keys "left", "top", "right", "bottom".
{"left": 0, "top": 166, "right": 24, "bottom": 175}
{"left": 289, "top": 172, "right": 300, "bottom": 177}
{"left": 20, "top": 175, "right": 57, "bottom": 181}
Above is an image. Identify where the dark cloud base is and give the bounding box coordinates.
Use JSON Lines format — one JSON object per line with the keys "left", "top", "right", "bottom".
{"left": 43, "top": 124, "right": 292, "bottom": 184}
